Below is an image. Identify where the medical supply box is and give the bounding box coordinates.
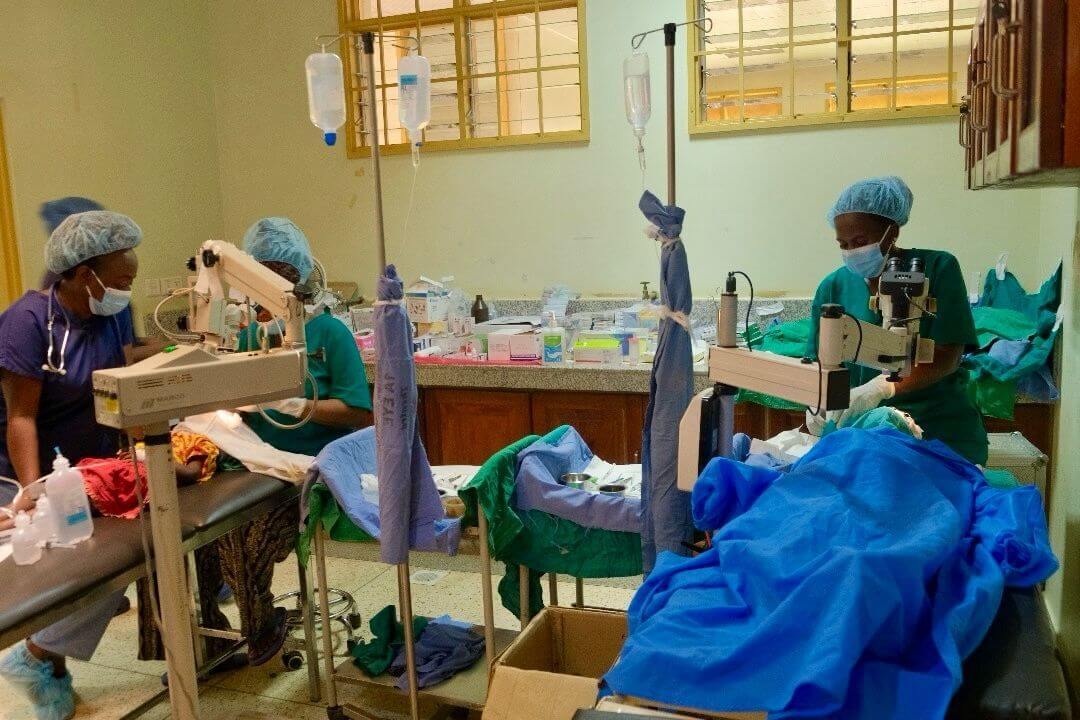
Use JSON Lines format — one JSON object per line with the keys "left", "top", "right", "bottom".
{"left": 405, "top": 277, "right": 450, "bottom": 324}
{"left": 986, "top": 431, "right": 1048, "bottom": 499}
{"left": 487, "top": 327, "right": 541, "bottom": 363}
{"left": 483, "top": 607, "right": 627, "bottom": 720}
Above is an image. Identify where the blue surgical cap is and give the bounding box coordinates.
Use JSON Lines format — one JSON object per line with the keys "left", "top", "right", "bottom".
{"left": 40, "top": 197, "right": 105, "bottom": 236}
{"left": 827, "top": 176, "right": 914, "bottom": 228}
{"left": 45, "top": 211, "right": 142, "bottom": 274}
{"left": 242, "top": 217, "right": 314, "bottom": 283}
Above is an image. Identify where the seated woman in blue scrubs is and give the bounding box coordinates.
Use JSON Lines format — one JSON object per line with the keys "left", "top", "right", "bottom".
{"left": 0, "top": 211, "right": 142, "bottom": 720}
{"left": 806, "top": 177, "right": 988, "bottom": 465}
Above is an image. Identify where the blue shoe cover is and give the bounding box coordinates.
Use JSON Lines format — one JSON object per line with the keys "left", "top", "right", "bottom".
{"left": 0, "top": 642, "right": 75, "bottom": 720}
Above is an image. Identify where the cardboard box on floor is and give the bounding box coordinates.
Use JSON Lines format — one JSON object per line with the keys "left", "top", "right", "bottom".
{"left": 483, "top": 607, "right": 626, "bottom": 720}
{"left": 483, "top": 606, "right": 765, "bottom": 720}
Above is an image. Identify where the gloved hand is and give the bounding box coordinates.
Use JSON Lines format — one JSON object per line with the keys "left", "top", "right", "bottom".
{"left": 237, "top": 397, "right": 310, "bottom": 418}
{"left": 828, "top": 374, "right": 896, "bottom": 428}
{"left": 805, "top": 408, "right": 827, "bottom": 437}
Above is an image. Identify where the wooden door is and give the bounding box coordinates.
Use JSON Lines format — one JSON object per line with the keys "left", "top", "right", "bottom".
{"left": 531, "top": 392, "right": 644, "bottom": 463}
{"left": 422, "top": 388, "right": 532, "bottom": 465}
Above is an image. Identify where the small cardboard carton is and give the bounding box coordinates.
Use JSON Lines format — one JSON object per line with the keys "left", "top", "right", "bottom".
{"left": 483, "top": 607, "right": 628, "bottom": 720}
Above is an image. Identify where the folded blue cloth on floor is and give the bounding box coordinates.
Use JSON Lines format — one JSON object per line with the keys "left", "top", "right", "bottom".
{"left": 389, "top": 616, "right": 485, "bottom": 690}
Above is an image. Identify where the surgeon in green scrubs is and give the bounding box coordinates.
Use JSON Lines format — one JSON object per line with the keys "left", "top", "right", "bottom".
{"left": 806, "top": 176, "right": 988, "bottom": 465}
{"left": 237, "top": 217, "right": 371, "bottom": 454}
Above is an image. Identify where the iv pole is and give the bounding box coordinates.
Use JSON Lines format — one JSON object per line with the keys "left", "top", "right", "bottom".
{"left": 314, "top": 30, "right": 421, "bottom": 720}
{"left": 631, "top": 16, "right": 711, "bottom": 207}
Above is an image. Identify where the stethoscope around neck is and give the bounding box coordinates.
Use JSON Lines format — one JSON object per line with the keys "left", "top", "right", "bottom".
{"left": 42, "top": 288, "right": 72, "bottom": 376}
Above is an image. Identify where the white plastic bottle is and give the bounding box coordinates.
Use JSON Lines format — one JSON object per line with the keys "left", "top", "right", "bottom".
{"left": 305, "top": 50, "right": 347, "bottom": 146}
{"left": 45, "top": 452, "right": 94, "bottom": 545}
{"left": 398, "top": 54, "right": 432, "bottom": 166}
{"left": 623, "top": 52, "right": 651, "bottom": 171}
{"left": 12, "top": 512, "right": 41, "bottom": 566}
{"left": 542, "top": 313, "right": 566, "bottom": 365}
{"left": 32, "top": 495, "right": 58, "bottom": 547}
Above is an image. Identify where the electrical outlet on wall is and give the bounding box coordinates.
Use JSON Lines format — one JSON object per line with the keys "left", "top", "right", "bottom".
{"left": 143, "top": 278, "right": 161, "bottom": 297}
{"left": 162, "top": 277, "right": 185, "bottom": 295}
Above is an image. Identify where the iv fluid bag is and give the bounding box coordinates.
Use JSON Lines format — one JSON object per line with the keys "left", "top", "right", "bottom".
{"left": 623, "top": 52, "right": 651, "bottom": 137}
{"left": 305, "top": 52, "right": 346, "bottom": 146}
{"left": 398, "top": 54, "right": 432, "bottom": 148}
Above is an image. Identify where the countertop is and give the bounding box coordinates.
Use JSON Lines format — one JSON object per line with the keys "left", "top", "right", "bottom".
{"left": 364, "top": 359, "right": 1050, "bottom": 404}
{"left": 364, "top": 360, "right": 713, "bottom": 394}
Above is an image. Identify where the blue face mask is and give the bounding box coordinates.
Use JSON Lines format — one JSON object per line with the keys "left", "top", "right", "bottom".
{"left": 87, "top": 272, "right": 132, "bottom": 317}
{"left": 841, "top": 228, "right": 891, "bottom": 279}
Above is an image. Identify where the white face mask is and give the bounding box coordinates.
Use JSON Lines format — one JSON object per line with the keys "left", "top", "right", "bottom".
{"left": 840, "top": 227, "right": 891, "bottom": 279}
{"left": 87, "top": 272, "right": 132, "bottom": 316}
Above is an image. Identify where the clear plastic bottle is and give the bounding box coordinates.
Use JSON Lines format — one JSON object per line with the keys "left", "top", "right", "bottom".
{"left": 45, "top": 451, "right": 94, "bottom": 545}
{"left": 305, "top": 51, "right": 347, "bottom": 146}
{"left": 542, "top": 313, "right": 566, "bottom": 365}
{"left": 398, "top": 54, "right": 432, "bottom": 167}
{"left": 12, "top": 512, "right": 41, "bottom": 565}
{"left": 32, "top": 495, "right": 58, "bottom": 547}
{"left": 623, "top": 52, "right": 651, "bottom": 172}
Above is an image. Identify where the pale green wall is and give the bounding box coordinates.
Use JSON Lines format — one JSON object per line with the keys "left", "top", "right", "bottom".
{"left": 0, "top": 0, "right": 223, "bottom": 319}
{"left": 207, "top": 0, "right": 1048, "bottom": 299}
{"left": 1038, "top": 188, "right": 1080, "bottom": 682}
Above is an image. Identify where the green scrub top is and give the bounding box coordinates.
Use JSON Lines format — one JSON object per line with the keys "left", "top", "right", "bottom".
{"left": 238, "top": 313, "right": 371, "bottom": 456}
{"left": 807, "top": 248, "right": 988, "bottom": 465}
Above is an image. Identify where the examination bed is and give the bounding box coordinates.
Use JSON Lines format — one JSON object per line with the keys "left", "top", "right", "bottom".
{"left": 0, "top": 470, "right": 320, "bottom": 712}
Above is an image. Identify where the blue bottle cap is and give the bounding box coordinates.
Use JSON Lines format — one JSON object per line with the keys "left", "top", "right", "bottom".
{"left": 323, "top": 132, "right": 337, "bottom": 146}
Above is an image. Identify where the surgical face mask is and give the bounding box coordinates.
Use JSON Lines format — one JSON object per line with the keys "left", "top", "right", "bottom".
{"left": 841, "top": 228, "right": 891, "bottom": 279}
{"left": 87, "top": 272, "right": 132, "bottom": 316}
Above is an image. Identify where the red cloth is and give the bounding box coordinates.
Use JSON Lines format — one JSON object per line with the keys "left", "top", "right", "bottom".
{"left": 78, "top": 458, "right": 148, "bottom": 520}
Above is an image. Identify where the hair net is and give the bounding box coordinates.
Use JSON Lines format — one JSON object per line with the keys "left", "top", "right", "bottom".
{"left": 242, "top": 217, "right": 314, "bottom": 283}
{"left": 827, "top": 176, "right": 914, "bottom": 228}
{"left": 45, "top": 211, "right": 142, "bottom": 274}
{"left": 40, "top": 197, "right": 105, "bottom": 236}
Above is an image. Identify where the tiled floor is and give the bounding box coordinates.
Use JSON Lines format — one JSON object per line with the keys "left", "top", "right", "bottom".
{"left": 2, "top": 546, "right": 640, "bottom": 720}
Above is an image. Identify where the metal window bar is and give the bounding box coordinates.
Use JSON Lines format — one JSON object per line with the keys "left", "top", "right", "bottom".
{"left": 692, "top": 0, "right": 975, "bottom": 131}
{"left": 344, "top": 1, "right": 583, "bottom": 152}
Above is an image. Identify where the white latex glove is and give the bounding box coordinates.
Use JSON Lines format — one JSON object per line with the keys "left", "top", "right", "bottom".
{"left": 805, "top": 408, "right": 827, "bottom": 437}
{"left": 237, "top": 398, "right": 310, "bottom": 418}
{"left": 828, "top": 374, "right": 896, "bottom": 428}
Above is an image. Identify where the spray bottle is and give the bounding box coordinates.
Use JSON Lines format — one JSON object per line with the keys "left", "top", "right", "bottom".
{"left": 542, "top": 312, "right": 566, "bottom": 365}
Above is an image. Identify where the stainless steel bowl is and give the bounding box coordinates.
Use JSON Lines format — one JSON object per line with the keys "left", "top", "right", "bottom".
{"left": 598, "top": 483, "right": 626, "bottom": 496}
{"left": 561, "top": 472, "right": 591, "bottom": 490}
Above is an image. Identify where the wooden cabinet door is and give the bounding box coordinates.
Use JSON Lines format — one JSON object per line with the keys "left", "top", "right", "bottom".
{"left": 531, "top": 392, "right": 644, "bottom": 463}
{"left": 969, "top": 7, "right": 994, "bottom": 188}
{"left": 423, "top": 389, "right": 532, "bottom": 465}
{"left": 1012, "top": 0, "right": 1067, "bottom": 175}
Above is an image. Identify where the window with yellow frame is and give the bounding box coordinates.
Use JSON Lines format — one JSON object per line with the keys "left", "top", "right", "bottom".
{"left": 687, "top": 0, "right": 976, "bottom": 134}
{"left": 337, "top": 0, "right": 589, "bottom": 157}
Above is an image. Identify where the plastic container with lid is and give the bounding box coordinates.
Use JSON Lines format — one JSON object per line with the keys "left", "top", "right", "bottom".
{"left": 44, "top": 451, "right": 94, "bottom": 545}
{"left": 12, "top": 512, "right": 41, "bottom": 565}
{"left": 32, "top": 495, "right": 58, "bottom": 546}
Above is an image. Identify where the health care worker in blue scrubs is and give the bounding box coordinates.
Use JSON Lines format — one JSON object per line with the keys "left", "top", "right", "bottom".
{"left": 0, "top": 211, "right": 141, "bottom": 720}
{"left": 806, "top": 177, "right": 988, "bottom": 465}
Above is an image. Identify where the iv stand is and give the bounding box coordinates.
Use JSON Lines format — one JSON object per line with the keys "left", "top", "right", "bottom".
{"left": 318, "top": 30, "right": 421, "bottom": 720}
{"left": 631, "top": 16, "right": 711, "bottom": 207}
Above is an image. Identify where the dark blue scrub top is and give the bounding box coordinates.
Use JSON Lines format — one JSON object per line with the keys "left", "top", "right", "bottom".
{"left": 0, "top": 290, "right": 133, "bottom": 480}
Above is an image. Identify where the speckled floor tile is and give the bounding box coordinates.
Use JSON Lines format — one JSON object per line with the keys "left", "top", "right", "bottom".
{"left": 2, "top": 662, "right": 163, "bottom": 720}
{"left": 138, "top": 686, "right": 327, "bottom": 720}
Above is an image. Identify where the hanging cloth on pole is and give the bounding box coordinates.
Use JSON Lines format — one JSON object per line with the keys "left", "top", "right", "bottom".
{"left": 373, "top": 264, "right": 446, "bottom": 565}
{"left": 638, "top": 190, "right": 696, "bottom": 574}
